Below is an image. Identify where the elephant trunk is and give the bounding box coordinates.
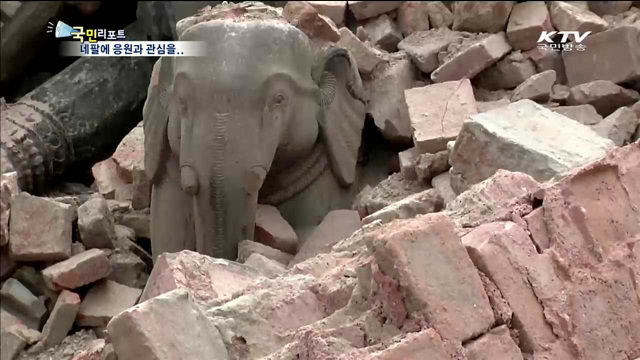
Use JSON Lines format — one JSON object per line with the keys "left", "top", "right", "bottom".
{"left": 188, "top": 111, "right": 264, "bottom": 260}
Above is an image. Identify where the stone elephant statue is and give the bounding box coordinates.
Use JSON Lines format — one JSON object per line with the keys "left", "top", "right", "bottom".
{"left": 143, "top": 15, "right": 367, "bottom": 260}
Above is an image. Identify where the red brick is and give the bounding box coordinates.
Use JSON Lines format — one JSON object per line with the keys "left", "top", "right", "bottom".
{"left": 42, "top": 249, "right": 112, "bottom": 290}
{"left": 108, "top": 289, "right": 228, "bottom": 360}
{"left": 462, "top": 222, "right": 557, "bottom": 352}
{"left": 464, "top": 325, "right": 523, "bottom": 360}
{"left": 139, "top": 250, "right": 259, "bottom": 305}
{"left": 368, "top": 213, "right": 494, "bottom": 341}
{"left": 41, "top": 290, "right": 81, "bottom": 348}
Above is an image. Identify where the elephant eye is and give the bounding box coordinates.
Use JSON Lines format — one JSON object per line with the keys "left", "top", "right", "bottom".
{"left": 273, "top": 92, "right": 287, "bottom": 106}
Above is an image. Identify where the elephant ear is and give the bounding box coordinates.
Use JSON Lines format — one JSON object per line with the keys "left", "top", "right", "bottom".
{"left": 312, "top": 46, "right": 367, "bottom": 187}
{"left": 143, "top": 57, "right": 175, "bottom": 184}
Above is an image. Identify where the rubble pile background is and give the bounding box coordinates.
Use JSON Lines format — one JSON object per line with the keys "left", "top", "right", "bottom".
{"left": 1, "top": 1, "right": 639, "bottom": 360}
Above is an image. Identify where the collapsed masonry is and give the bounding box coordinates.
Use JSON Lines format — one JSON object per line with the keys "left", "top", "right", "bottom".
{"left": 1, "top": 1, "right": 640, "bottom": 360}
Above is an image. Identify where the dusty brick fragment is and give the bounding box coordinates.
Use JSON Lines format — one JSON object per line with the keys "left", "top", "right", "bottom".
{"left": 507, "top": 1, "right": 554, "bottom": 51}
{"left": 108, "top": 289, "right": 229, "bottom": 360}
{"left": 415, "top": 150, "right": 451, "bottom": 183}
{"left": 511, "top": 70, "right": 557, "bottom": 103}
{"left": 0, "top": 279, "right": 47, "bottom": 325}
{"left": 592, "top": 106, "right": 640, "bottom": 146}
{"left": 363, "top": 14, "right": 402, "bottom": 52}
{"left": 567, "top": 80, "right": 640, "bottom": 116}
{"left": 77, "top": 280, "right": 142, "bottom": 327}
{"left": 42, "top": 249, "right": 112, "bottom": 290}
{"left": 552, "top": 104, "right": 603, "bottom": 125}
{"left": 431, "top": 32, "right": 512, "bottom": 83}
{"left": 77, "top": 196, "right": 116, "bottom": 250}
{"left": 362, "top": 188, "right": 443, "bottom": 225}
{"left": 550, "top": 1, "right": 609, "bottom": 33}
{"left": 40, "top": 290, "right": 81, "bottom": 349}
{"left": 255, "top": 204, "right": 298, "bottom": 255}
{"left": 396, "top": 1, "right": 430, "bottom": 36}
{"left": 336, "top": 27, "right": 384, "bottom": 74}
{"left": 453, "top": 1, "right": 515, "bottom": 33}
{"left": 407, "top": 79, "right": 478, "bottom": 154}
{"left": 369, "top": 213, "right": 494, "bottom": 341}
{"left": 140, "top": 250, "right": 259, "bottom": 304}
{"left": 0, "top": 172, "right": 19, "bottom": 247}
{"left": 523, "top": 207, "right": 551, "bottom": 252}
{"left": 237, "top": 239, "right": 293, "bottom": 266}
{"left": 462, "top": 222, "right": 557, "bottom": 352}
{"left": 292, "top": 210, "right": 361, "bottom": 265}
{"left": 9, "top": 193, "right": 73, "bottom": 262}
{"left": 464, "top": 325, "right": 524, "bottom": 360}
{"left": 398, "top": 147, "right": 420, "bottom": 181}
{"left": 308, "top": 1, "right": 346, "bottom": 26}
{"left": 348, "top": 1, "right": 403, "bottom": 20}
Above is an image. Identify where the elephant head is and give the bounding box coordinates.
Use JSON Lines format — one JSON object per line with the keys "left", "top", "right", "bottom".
{"left": 143, "top": 18, "right": 366, "bottom": 260}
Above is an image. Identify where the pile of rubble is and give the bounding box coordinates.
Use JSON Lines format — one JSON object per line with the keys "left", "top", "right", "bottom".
{"left": 1, "top": 1, "right": 640, "bottom": 360}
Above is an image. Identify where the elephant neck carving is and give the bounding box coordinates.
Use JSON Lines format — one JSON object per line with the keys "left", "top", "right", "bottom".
{"left": 259, "top": 139, "right": 329, "bottom": 206}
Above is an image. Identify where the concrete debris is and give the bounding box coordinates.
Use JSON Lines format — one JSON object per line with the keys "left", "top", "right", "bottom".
{"left": 348, "top": 1, "right": 403, "bottom": 21}
{"left": 77, "top": 280, "right": 142, "bottom": 327}
{"left": 589, "top": 1, "right": 633, "bottom": 16}
{"left": 396, "top": 1, "right": 430, "bottom": 36}
{"left": 549, "top": 1, "right": 609, "bottom": 33}
{"left": 107, "top": 249, "right": 148, "bottom": 289}
{"left": 364, "top": 52, "right": 418, "bottom": 144}
{"left": 453, "top": 1, "right": 515, "bottom": 33}
{"left": 1, "top": 278, "right": 47, "bottom": 325}
{"left": 507, "top": 1, "right": 555, "bottom": 51}
{"left": 3, "top": 4, "right": 639, "bottom": 359}
{"left": 42, "top": 249, "right": 112, "bottom": 290}
{"left": 397, "top": 27, "right": 467, "bottom": 74}
{"left": 426, "top": 1, "right": 454, "bottom": 29}
{"left": 464, "top": 325, "right": 524, "bottom": 360}
{"left": 527, "top": 47, "right": 568, "bottom": 85}
{"left": 477, "top": 98, "right": 511, "bottom": 113}
{"left": 111, "top": 123, "right": 144, "bottom": 184}
{"left": 237, "top": 239, "right": 294, "bottom": 266}
{"left": 550, "top": 83, "right": 570, "bottom": 103}
{"left": 77, "top": 196, "right": 116, "bottom": 250}
{"left": 255, "top": 204, "right": 298, "bottom": 255}
{"left": 40, "top": 290, "right": 81, "bottom": 349}
{"left": 415, "top": 150, "right": 451, "bottom": 183}
{"left": 474, "top": 51, "right": 537, "bottom": 91}
{"left": 431, "top": 172, "right": 457, "bottom": 205}
{"left": 566, "top": 80, "right": 640, "bottom": 116}
{"left": 108, "top": 289, "right": 229, "bottom": 360}
{"left": 352, "top": 173, "right": 429, "bottom": 217}
{"left": 337, "top": 27, "right": 385, "bottom": 74}
{"left": 363, "top": 14, "right": 402, "bottom": 52}
{"left": 1, "top": 172, "right": 19, "bottom": 247}
{"left": 9, "top": 193, "right": 73, "bottom": 262}
{"left": 407, "top": 79, "right": 478, "bottom": 154}
{"left": 283, "top": 1, "right": 341, "bottom": 43}
{"left": 244, "top": 253, "right": 287, "bottom": 278}
{"left": 450, "top": 100, "right": 615, "bottom": 192}
{"left": 431, "top": 32, "right": 512, "bottom": 83}
{"left": 552, "top": 104, "right": 604, "bottom": 125}
{"left": 592, "top": 106, "right": 640, "bottom": 145}
{"left": 91, "top": 159, "right": 133, "bottom": 202}
{"left": 562, "top": 26, "right": 640, "bottom": 87}
{"left": 511, "top": 70, "right": 557, "bottom": 103}
{"left": 308, "top": 1, "right": 346, "bottom": 26}
{"left": 362, "top": 188, "right": 443, "bottom": 225}
{"left": 445, "top": 169, "right": 541, "bottom": 229}
{"left": 139, "top": 250, "right": 259, "bottom": 305}
{"left": 398, "top": 147, "right": 420, "bottom": 181}
{"left": 368, "top": 213, "right": 494, "bottom": 341}
{"left": 291, "top": 209, "right": 361, "bottom": 265}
